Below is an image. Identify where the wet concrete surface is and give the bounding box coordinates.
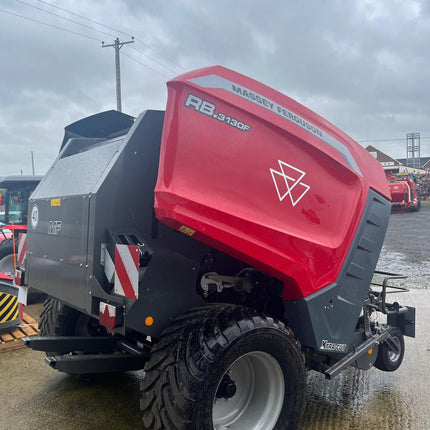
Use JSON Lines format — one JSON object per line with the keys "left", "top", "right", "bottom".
{"left": 303, "top": 289, "right": 429, "bottom": 430}
{"left": 377, "top": 202, "right": 430, "bottom": 289}
{"left": 1, "top": 207, "right": 430, "bottom": 429}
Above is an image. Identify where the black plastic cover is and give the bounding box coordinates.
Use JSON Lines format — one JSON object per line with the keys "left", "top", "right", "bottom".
{"left": 60, "top": 110, "right": 135, "bottom": 151}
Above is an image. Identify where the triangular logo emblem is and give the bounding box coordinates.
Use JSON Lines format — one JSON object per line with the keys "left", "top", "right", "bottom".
{"left": 270, "top": 160, "right": 310, "bottom": 206}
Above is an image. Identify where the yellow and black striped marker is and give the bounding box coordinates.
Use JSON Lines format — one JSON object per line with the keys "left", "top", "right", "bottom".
{"left": 0, "top": 292, "right": 19, "bottom": 325}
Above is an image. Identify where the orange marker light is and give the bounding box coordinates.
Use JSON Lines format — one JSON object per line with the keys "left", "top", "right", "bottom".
{"left": 368, "top": 348, "right": 373, "bottom": 355}
{"left": 145, "top": 316, "right": 154, "bottom": 326}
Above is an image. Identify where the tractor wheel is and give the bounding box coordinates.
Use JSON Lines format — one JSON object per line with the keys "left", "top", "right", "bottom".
{"left": 140, "top": 305, "right": 306, "bottom": 430}
{"left": 411, "top": 199, "right": 421, "bottom": 212}
{"left": 374, "top": 327, "right": 405, "bottom": 372}
{"left": 39, "top": 297, "right": 107, "bottom": 357}
{"left": 0, "top": 238, "right": 14, "bottom": 277}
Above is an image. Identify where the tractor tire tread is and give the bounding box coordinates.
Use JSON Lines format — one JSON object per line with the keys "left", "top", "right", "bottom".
{"left": 140, "top": 304, "right": 305, "bottom": 430}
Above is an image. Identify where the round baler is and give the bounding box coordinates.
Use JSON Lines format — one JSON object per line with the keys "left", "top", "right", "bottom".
{"left": 19, "top": 66, "right": 415, "bottom": 430}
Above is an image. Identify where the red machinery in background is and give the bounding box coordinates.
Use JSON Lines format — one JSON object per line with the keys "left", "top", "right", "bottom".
{"left": 387, "top": 174, "right": 421, "bottom": 211}
{"left": 0, "top": 176, "right": 42, "bottom": 333}
{"left": 0, "top": 175, "right": 42, "bottom": 278}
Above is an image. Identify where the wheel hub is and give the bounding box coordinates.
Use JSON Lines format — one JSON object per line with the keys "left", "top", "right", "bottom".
{"left": 212, "top": 351, "right": 284, "bottom": 430}
{"left": 387, "top": 336, "right": 401, "bottom": 362}
{"left": 216, "top": 374, "right": 237, "bottom": 399}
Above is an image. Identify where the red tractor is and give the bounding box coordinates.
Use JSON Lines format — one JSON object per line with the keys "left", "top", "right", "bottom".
{"left": 387, "top": 174, "right": 421, "bottom": 211}
{"left": 0, "top": 175, "right": 42, "bottom": 279}
{"left": 0, "top": 175, "right": 42, "bottom": 331}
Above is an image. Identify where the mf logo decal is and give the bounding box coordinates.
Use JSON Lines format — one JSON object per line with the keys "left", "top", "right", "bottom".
{"left": 48, "top": 221, "right": 62, "bottom": 235}
{"left": 270, "top": 160, "right": 310, "bottom": 206}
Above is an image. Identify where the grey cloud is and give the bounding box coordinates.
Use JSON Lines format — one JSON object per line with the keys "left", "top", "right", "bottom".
{"left": 1, "top": 0, "right": 430, "bottom": 175}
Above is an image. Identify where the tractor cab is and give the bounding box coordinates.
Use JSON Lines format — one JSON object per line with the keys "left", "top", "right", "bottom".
{"left": 0, "top": 176, "right": 42, "bottom": 230}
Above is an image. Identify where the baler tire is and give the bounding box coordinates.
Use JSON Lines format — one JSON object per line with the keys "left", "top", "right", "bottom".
{"left": 374, "top": 326, "right": 405, "bottom": 372}
{"left": 39, "top": 297, "right": 107, "bottom": 358}
{"left": 140, "top": 305, "right": 306, "bottom": 430}
{"left": 0, "top": 238, "right": 14, "bottom": 277}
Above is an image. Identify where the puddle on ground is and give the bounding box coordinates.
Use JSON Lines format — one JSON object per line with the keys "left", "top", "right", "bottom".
{"left": 301, "top": 365, "right": 429, "bottom": 429}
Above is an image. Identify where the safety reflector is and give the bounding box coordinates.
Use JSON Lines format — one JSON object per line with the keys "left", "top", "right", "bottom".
{"left": 114, "top": 245, "right": 139, "bottom": 300}
{"left": 99, "top": 302, "right": 121, "bottom": 330}
{"left": 17, "top": 233, "right": 27, "bottom": 265}
{"left": 14, "top": 269, "right": 23, "bottom": 286}
{"left": 101, "top": 243, "right": 115, "bottom": 283}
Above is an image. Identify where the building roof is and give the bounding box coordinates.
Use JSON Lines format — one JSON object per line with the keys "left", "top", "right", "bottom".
{"left": 365, "top": 145, "right": 428, "bottom": 173}
{"left": 366, "top": 145, "right": 430, "bottom": 169}
{"left": 396, "top": 157, "right": 430, "bottom": 169}
{"left": 365, "top": 145, "right": 401, "bottom": 165}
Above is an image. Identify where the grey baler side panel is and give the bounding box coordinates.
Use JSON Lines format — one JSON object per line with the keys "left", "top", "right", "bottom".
{"left": 87, "top": 110, "right": 166, "bottom": 287}
{"left": 26, "top": 196, "right": 90, "bottom": 310}
{"left": 123, "top": 224, "right": 211, "bottom": 337}
{"left": 284, "top": 189, "right": 391, "bottom": 353}
{"left": 86, "top": 109, "right": 211, "bottom": 336}
{"left": 32, "top": 138, "right": 124, "bottom": 199}
{"left": 26, "top": 110, "right": 164, "bottom": 313}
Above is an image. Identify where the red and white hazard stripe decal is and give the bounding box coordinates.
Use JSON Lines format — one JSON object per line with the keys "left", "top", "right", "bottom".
{"left": 17, "top": 233, "right": 27, "bottom": 265}
{"left": 114, "top": 244, "right": 139, "bottom": 300}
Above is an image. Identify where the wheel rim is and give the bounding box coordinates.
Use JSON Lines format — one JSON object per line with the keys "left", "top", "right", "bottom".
{"left": 0, "top": 254, "right": 15, "bottom": 277}
{"left": 212, "top": 351, "right": 284, "bottom": 430}
{"left": 388, "top": 336, "right": 401, "bottom": 363}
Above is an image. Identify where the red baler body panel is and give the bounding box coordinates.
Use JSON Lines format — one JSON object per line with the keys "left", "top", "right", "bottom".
{"left": 154, "top": 66, "right": 389, "bottom": 300}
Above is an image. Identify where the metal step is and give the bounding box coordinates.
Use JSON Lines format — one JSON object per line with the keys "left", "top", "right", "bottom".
{"left": 22, "top": 336, "right": 121, "bottom": 353}
{"left": 22, "top": 335, "right": 150, "bottom": 374}
{"left": 45, "top": 352, "right": 148, "bottom": 374}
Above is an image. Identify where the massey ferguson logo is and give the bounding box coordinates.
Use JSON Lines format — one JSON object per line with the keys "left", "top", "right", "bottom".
{"left": 270, "top": 160, "right": 310, "bottom": 206}
{"left": 48, "top": 221, "right": 62, "bottom": 235}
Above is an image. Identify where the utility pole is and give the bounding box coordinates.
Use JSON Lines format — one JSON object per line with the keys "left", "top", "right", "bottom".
{"left": 31, "top": 151, "right": 35, "bottom": 175}
{"left": 102, "top": 37, "right": 134, "bottom": 112}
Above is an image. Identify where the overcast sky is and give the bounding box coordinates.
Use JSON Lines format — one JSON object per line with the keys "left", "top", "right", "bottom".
{"left": 1, "top": 0, "right": 430, "bottom": 175}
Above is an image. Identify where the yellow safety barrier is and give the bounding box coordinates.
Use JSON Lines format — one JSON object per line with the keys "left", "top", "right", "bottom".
{"left": 0, "top": 292, "right": 19, "bottom": 324}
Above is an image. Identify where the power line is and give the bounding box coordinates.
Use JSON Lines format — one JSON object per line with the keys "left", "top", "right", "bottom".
{"left": 35, "top": 0, "right": 184, "bottom": 73}
{"left": 130, "top": 45, "right": 180, "bottom": 75}
{"left": 3, "top": 4, "right": 179, "bottom": 78}
{"left": 1, "top": 6, "right": 171, "bottom": 81}
{"left": 357, "top": 137, "right": 430, "bottom": 143}
{"left": 0, "top": 8, "right": 102, "bottom": 41}
{"left": 134, "top": 38, "right": 185, "bottom": 72}
{"left": 35, "top": 0, "right": 133, "bottom": 38}
{"left": 14, "top": 0, "right": 117, "bottom": 39}
{"left": 122, "top": 52, "right": 171, "bottom": 79}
